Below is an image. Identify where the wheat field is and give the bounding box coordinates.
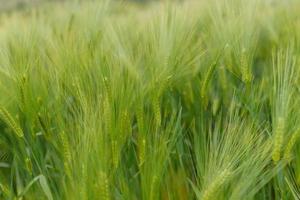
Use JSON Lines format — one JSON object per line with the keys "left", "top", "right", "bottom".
{"left": 0, "top": 0, "right": 300, "bottom": 199}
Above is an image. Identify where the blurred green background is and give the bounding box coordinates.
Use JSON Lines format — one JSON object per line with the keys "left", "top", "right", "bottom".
{"left": 0, "top": 0, "right": 153, "bottom": 12}
{"left": 0, "top": 0, "right": 56, "bottom": 12}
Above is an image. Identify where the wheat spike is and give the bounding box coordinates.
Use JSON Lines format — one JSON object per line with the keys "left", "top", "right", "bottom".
{"left": 202, "top": 169, "right": 231, "bottom": 200}
{"left": 240, "top": 49, "right": 252, "bottom": 83}
{"left": 152, "top": 96, "right": 161, "bottom": 127}
{"left": 111, "top": 140, "right": 119, "bottom": 169}
{"left": 99, "top": 171, "right": 110, "bottom": 200}
{"left": 19, "top": 74, "right": 27, "bottom": 110}
{"left": 272, "top": 117, "right": 285, "bottom": 162}
{"left": 283, "top": 130, "right": 300, "bottom": 161}
{"left": 120, "top": 109, "right": 130, "bottom": 138}
{"left": 60, "top": 131, "right": 71, "bottom": 177}
{"left": 200, "top": 61, "right": 218, "bottom": 109}
{"left": 150, "top": 175, "right": 158, "bottom": 200}
{"left": 201, "top": 61, "right": 218, "bottom": 99}
{"left": 138, "top": 137, "right": 146, "bottom": 166}
{"left": 0, "top": 107, "right": 24, "bottom": 138}
{"left": 136, "top": 102, "right": 144, "bottom": 133}
{"left": 103, "top": 96, "right": 112, "bottom": 134}
{"left": 79, "top": 163, "right": 87, "bottom": 200}
{"left": 212, "top": 98, "right": 220, "bottom": 116}
{"left": 38, "top": 113, "right": 49, "bottom": 137}
{"left": 25, "top": 157, "right": 32, "bottom": 174}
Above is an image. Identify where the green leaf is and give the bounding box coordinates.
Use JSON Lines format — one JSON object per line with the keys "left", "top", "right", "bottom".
{"left": 39, "top": 175, "right": 53, "bottom": 200}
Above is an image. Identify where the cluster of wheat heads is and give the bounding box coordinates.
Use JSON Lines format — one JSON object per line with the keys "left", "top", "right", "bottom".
{"left": 0, "top": 0, "right": 300, "bottom": 199}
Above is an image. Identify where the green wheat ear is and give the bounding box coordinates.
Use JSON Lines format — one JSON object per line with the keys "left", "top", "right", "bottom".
{"left": 240, "top": 48, "right": 253, "bottom": 84}
{"left": 120, "top": 109, "right": 130, "bottom": 137}
{"left": 202, "top": 169, "right": 232, "bottom": 200}
{"left": 272, "top": 117, "right": 285, "bottom": 162}
{"left": 152, "top": 95, "right": 161, "bottom": 127}
{"left": 103, "top": 96, "right": 112, "bottom": 134}
{"left": 111, "top": 140, "right": 119, "bottom": 169}
{"left": 60, "top": 131, "right": 71, "bottom": 177}
{"left": 25, "top": 157, "right": 32, "bottom": 174}
{"left": 0, "top": 107, "right": 24, "bottom": 138}
{"left": 138, "top": 137, "right": 146, "bottom": 166}
{"left": 136, "top": 102, "right": 144, "bottom": 133}
{"left": 283, "top": 130, "right": 300, "bottom": 161}
{"left": 200, "top": 61, "right": 218, "bottom": 100}
{"left": 18, "top": 73, "right": 29, "bottom": 112}
{"left": 98, "top": 171, "right": 110, "bottom": 200}
{"left": 150, "top": 174, "right": 158, "bottom": 200}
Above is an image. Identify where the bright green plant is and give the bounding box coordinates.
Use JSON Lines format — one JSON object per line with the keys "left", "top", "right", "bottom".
{"left": 0, "top": 0, "right": 300, "bottom": 199}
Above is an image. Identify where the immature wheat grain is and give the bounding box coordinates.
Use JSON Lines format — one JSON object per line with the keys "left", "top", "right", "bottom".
{"left": 103, "top": 96, "right": 112, "bottom": 134}
{"left": 99, "top": 171, "right": 110, "bottom": 200}
{"left": 38, "top": 113, "right": 48, "bottom": 137}
{"left": 152, "top": 96, "right": 161, "bottom": 127}
{"left": 120, "top": 109, "right": 130, "bottom": 137}
{"left": 104, "top": 77, "right": 112, "bottom": 99}
{"left": 202, "top": 169, "right": 231, "bottom": 200}
{"left": 240, "top": 49, "right": 252, "bottom": 83}
{"left": 136, "top": 102, "right": 144, "bottom": 133}
{"left": 80, "top": 163, "right": 87, "bottom": 199}
{"left": 138, "top": 137, "right": 146, "bottom": 166}
{"left": 0, "top": 107, "right": 23, "bottom": 138}
{"left": 19, "top": 74, "right": 27, "bottom": 110}
{"left": 111, "top": 140, "right": 119, "bottom": 169}
{"left": 200, "top": 61, "right": 218, "bottom": 109}
{"left": 150, "top": 174, "right": 158, "bottom": 200}
{"left": 283, "top": 130, "right": 300, "bottom": 161}
{"left": 25, "top": 157, "right": 32, "bottom": 174}
{"left": 212, "top": 98, "right": 220, "bottom": 116}
{"left": 60, "top": 131, "right": 71, "bottom": 177}
{"left": 200, "top": 61, "right": 218, "bottom": 99}
{"left": 272, "top": 117, "right": 285, "bottom": 162}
